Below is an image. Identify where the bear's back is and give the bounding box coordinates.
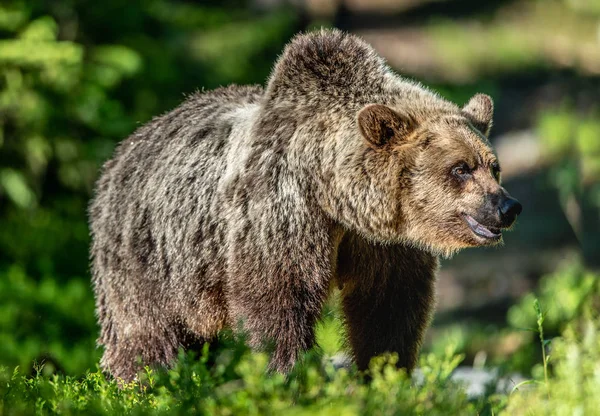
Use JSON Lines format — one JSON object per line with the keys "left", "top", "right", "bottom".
{"left": 89, "top": 85, "right": 264, "bottom": 309}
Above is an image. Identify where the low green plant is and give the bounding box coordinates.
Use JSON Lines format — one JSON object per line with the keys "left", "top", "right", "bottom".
{"left": 0, "top": 342, "right": 478, "bottom": 415}
{"left": 510, "top": 299, "right": 551, "bottom": 398}
{"left": 504, "top": 312, "right": 600, "bottom": 415}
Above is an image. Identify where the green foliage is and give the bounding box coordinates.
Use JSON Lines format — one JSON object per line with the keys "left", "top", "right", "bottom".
{"left": 0, "top": 11, "right": 123, "bottom": 209}
{"left": 504, "top": 317, "right": 600, "bottom": 415}
{"left": 505, "top": 261, "right": 599, "bottom": 375}
{"left": 537, "top": 106, "right": 600, "bottom": 187}
{"left": 508, "top": 261, "right": 599, "bottom": 336}
{"left": 0, "top": 265, "right": 98, "bottom": 375}
{"left": 0, "top": 1, "right": 297, "bottom": 211}
{"left": 501, "top": 267, "right": 600, "bottom": 415}
{"left": 0, "top": 344, "right": 478, "bottom": 415}
{"left": 315, "top": 292, "right": 347, "bottom": 357}
{"left": 535, "top": 106, "right": 600, "bottom": 262}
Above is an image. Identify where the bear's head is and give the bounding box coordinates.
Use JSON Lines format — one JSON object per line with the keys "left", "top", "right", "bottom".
{"left": 263, "top": 29, "right": 521, "bottom": 256}
{"left": 357, "top": 93, "right": 522, "bottom": 256}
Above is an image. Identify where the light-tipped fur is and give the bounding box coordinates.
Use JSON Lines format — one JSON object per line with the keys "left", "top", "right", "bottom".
{"left": 90, "top": 29, "right": 513, "bottom": 381}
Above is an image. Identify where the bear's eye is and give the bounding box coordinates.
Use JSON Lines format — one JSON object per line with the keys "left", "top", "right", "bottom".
{"left": 491, "top": 162, "right": 501, "bottom": 183}
{"left": 452, "top": 163, "right": 472, "bottom": 178}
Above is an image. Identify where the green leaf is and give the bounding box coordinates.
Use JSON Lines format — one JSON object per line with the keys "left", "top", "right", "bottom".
{"left": 0, "top": 169, "right": 36, "bottom": 209}
{"left": 91, "top": 45, "right": 143, "bottom": 78}
{"left": 0, "top": 4, "right": 29, "bottom": 31}
{"left": 18, "top": 16, "right": 58, "bottom": 41}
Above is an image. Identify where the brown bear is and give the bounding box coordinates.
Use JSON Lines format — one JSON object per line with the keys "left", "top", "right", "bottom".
{"left": 89, "top": 29, "right": 522, "bottom": 381}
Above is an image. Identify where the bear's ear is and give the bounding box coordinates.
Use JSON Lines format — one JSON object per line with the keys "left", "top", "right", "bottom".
{"left": 462, "top": 94, "right": 494, "bottom": 136}
{"left": 357, "top": 104, "right": 415, "bottom": 148}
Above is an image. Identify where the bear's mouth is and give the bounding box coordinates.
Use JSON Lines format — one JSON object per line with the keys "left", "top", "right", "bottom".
{"left": 462, "top": 214, "right": 502, "bottom": 240}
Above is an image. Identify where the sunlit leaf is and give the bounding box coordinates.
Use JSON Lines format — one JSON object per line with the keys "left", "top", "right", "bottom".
{"left": 0, "top": 169, "right": 36, "bottom": 208}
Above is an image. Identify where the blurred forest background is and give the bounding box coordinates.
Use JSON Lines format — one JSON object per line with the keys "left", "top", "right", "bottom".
{"left": 0, "top": 0, "right": 599, "bottom": 410}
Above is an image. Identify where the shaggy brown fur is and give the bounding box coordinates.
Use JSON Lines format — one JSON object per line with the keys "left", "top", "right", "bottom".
{"left": 89, "top": 29, "right": 521, "bottom": 381}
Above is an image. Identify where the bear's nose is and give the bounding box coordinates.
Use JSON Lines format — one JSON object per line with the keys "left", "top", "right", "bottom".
{"left": 499, "top": 196, "right": 522, "bottom": 226}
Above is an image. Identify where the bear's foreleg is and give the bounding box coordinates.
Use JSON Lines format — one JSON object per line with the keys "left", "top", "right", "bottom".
{"left": 339, "top": 239, "right": 438, "bottom": 373}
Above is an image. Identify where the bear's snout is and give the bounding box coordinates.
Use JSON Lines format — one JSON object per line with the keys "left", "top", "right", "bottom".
{"left": 498, "top": 195, "right": 522, "bottom": 228}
